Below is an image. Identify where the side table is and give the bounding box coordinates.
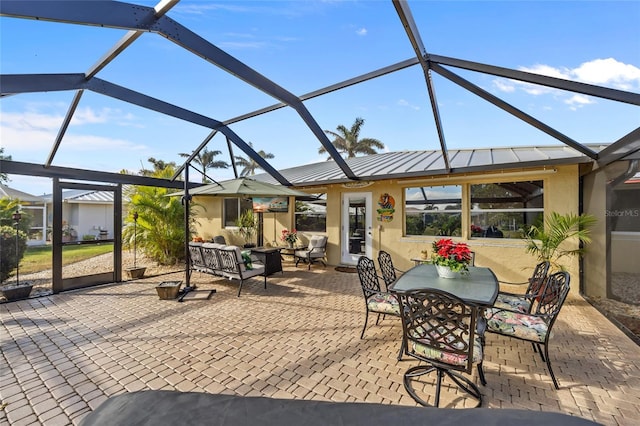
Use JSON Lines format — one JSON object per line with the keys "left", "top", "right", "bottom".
{"left": 251, "top": 247, "right": 283, "bottom": 276}
{"left": 279, "top": 246, "right": 302, "bottom": 262}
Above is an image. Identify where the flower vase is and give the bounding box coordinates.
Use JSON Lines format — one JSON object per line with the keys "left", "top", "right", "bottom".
{"left": 288, "top": 241, "right": 294, "bottom": 249}
{"left": 436, "top": 264, "right": 458, "bottom": 279}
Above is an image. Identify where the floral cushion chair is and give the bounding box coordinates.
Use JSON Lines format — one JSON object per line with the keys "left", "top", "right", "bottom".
{"left": 398, "top": 288, "right": 484, "bottom": 407}
{"left": 493, "top": 261, "right": 550, "bottom": 313}
{"left": 356, "top": 256, "right": 403, "bottom": 360}
{"left": 485, "top": 271, "right": 570, "bottom": 389}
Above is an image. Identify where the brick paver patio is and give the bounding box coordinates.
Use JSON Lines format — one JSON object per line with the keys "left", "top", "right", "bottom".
{"left": 1, "top": 263, "right": 639, "bottom": 425}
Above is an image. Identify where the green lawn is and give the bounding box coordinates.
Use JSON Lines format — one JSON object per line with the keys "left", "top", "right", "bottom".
{"left": 20, "top": 244, "right": 114, "bottom": 275}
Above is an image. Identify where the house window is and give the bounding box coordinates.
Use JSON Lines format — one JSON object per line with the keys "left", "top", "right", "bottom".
{"left": 470, "top": 181, "right": 544, "bottom": 239}
{"left": 223, "top": 198, "right": 253, "bottom": 227}
{"left": 405, "top": 186, "right": 462, "bottom": 236}
{"left": 295, "top": 194, "right": 326, "bottom": 232}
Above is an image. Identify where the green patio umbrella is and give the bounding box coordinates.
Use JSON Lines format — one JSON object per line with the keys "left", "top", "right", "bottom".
{"left": 168, "top": 177, "right": 308, "bottom": 198}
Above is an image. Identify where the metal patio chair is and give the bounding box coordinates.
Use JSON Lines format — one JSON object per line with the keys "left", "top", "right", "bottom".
{"left": 485, "top": 271, "right": 570, "bottom": 389}
{"left": 397, "top": 288, "right": 485, "bottom": 407}
{"left": 494, "top": 261, "right": 550, "bottom": 313}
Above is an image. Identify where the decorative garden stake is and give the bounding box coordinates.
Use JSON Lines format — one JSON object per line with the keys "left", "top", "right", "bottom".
{"left": 133, "top": 211, "right": 138, "bottom": 269}
{"left": 126, "top": 211, "right": 146, "bottom": 279}
{"left": 12, "top": 210, "right": 21, "bottom": 286}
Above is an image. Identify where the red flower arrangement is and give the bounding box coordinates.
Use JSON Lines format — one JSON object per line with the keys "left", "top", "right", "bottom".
{"left": 281, "top": 228, "right": 298, "bottom": 245}
{"left": 431, "top": 238, "right": 472, "bottom": 273}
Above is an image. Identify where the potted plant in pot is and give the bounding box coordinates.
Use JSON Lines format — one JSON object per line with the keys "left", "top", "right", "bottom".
{"left": 1, "top": 209, "right": 32, "bottom": 301}
{"left": 235, "top": 210, "right": 257, "bottom": 248}
{"left": 281, "top": 228, "right": 298, "bottom": 249}
{"left": 431, "top": 238, "right": 472, "bottom": 278}
{"left": 522, "top": 211, "right": 597, "bottom": 272}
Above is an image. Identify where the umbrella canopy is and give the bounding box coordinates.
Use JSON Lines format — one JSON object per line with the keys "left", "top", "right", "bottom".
{"left": 169, "top": 177, "right": 308, "bottom": 198}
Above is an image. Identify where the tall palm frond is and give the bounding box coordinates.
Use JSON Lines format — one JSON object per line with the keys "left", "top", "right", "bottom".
{"left": 179, "top": 148, "right": 229, "bottom": 182}
{"left": 319, "top": 117, "right": 384, "bottom": 159}
{"left": 123, "top": 164, "right": 200, "bottom": 265}
{"left": 523, "top": 212, "right": 597, "bottom": 271}
{"left": 234, "top": 142, "right": 274, "bottom": 176}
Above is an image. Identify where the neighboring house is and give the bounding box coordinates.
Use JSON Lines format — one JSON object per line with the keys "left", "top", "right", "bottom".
{"left": 41, "top": 189, "right": 115, "bottom": 242}
{"left": 190, "top": 144, "right": 640, "bottom": 304}
{"left": 0, "top": 184, "right": 47, "bottom": 246}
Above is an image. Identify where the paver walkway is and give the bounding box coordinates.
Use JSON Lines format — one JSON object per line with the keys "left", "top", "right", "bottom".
{"left": 1, "top": 264, "right": 639, "bottom": 425}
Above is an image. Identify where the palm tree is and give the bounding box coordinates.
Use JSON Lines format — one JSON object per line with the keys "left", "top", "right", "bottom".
{"left": 234, "top": 142, "right": 274, "bottom": 176}
{"left": 319, "top": 117, "right": 385, "bottom": 159}
{"left": 123, "top": 163, "right": 199, "bottom": 265}
{"left": 179, "top": 148, "right": 229, "bottom": 182}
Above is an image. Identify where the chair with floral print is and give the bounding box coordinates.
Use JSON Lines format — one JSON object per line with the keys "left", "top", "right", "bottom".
{"left": 397, "top": 288, "right": 485, "bottom": 407}
{"left": 485, "top": 271, "right": 570, "bottom": 389}
{"left": 356, "top": 256, "right": 403, "bottom": 359}
{"left": 494, "top": 261, "right": 550, "bottom": 313}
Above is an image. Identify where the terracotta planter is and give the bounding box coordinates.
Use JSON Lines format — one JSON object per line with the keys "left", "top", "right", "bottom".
{"left": 126, "top": 267, "right": 146, "bottom": 279}
{"left": 1, "top": 283, "right": 33, "bottom": 301}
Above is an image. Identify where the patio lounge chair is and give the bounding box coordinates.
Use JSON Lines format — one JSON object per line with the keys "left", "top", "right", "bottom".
{"left": 294, "top": 235, "right": 328, "bottom": 270}
{"left": 485, "top": 271, "right": 570, "bottom": 389}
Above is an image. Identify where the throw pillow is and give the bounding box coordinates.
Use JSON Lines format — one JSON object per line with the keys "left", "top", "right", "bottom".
{"left": 241, "top": 250, "right": 253, "bottom": 270}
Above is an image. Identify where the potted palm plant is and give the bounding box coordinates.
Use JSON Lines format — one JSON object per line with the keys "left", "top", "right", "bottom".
{"left": 522, "top": 211, "right": 597, "bottom": 272}
{"left": 235, "top": 210, "right": 257, "bottom": 248}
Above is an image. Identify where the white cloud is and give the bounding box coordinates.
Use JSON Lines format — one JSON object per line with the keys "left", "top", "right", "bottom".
{"left": 573, "top": 58, "right": 640, "bottom": 90}
{"left": 0, "top": 108, "right": 147, "bottom": 155}
{"left": 356, "top": 27, "right": 367, "bottom": 36}
{"left": 397, "top": 99, "right": 420, "bottom": 111}
{"left": 564, "top": 94, "right": 595, "bottom": 110}
{"left": 492, "top": 79, "right": 515, "bottom": 93}
{"left": 492, "top": 58, "right": 640, "bottom": 109}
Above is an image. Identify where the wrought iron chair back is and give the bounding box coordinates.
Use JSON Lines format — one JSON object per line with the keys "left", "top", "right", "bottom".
{"left": 534, "top": 271, "right": 570, "bottom": 319}
{"left": 397, "top": 289, "right": 483, "bottom": 407}
{"left": 355, "top": 256, "right": 403, "bottom": 360}
{"left": 495, "top": 261, "right": 550, "bottom": 313}
{"left": 356, "top": 256, "right": 383, "bottom": 299}
{"left": 377, "top": 250, "right": 398, "bottom": 289}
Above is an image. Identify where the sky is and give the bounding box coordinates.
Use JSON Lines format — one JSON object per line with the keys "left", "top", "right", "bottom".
{"left": 1, "top": 0, "right": 639, "bottom": 196}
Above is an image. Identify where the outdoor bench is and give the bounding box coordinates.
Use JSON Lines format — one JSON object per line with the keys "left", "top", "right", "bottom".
{"left": 188, "top": 242, "right": 266, "bottom": 297}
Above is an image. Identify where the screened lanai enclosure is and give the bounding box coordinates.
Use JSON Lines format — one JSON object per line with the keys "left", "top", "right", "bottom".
{"left": 1, "top": 1, "right": 639, "bottom": 331}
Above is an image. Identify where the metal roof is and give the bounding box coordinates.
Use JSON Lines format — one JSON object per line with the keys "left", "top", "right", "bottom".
{"left": 41, "top": 189, "right": 115, "bottom": 204}
{"left": 0, "top": 184, "right": 43, "bottom": 203}
{"left": 253, "top": 145, "right": 607, "bottom": 187}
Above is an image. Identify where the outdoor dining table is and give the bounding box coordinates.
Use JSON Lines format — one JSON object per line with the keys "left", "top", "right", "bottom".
{"left": 389, "top": 264, "right": 499, "bottom": 307}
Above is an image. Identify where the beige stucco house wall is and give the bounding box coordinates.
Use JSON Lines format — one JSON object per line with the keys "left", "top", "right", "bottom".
{"left": 191, "top": 164, "right": 585, "bottom": 295}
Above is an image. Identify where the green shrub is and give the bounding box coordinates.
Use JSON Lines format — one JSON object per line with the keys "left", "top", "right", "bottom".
{"left": 1, "top": 225, "right": 28, "bottom": 283}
